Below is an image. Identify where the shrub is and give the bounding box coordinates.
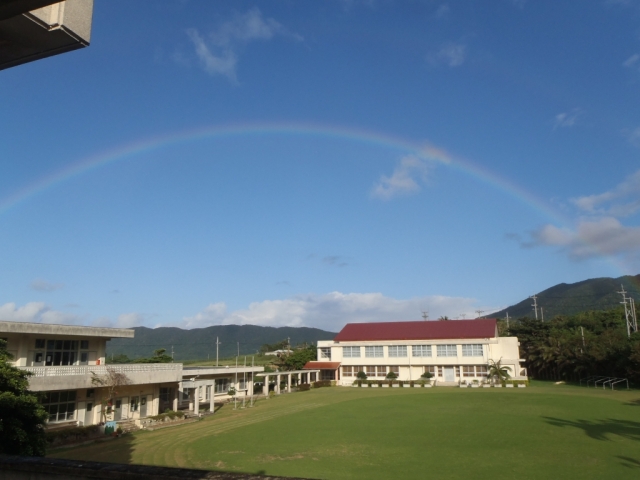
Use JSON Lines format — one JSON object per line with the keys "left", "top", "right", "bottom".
{"left": 45, "top": 425, "right": 102, "bottom": 446}
{"left": 421, "top": 372, "right": 434, "bottom": 379}
{"left": 150, "top": 410, "right": 184, "bottom": 421}
{"left": 377, "top": 380, "right": 383, "bottom": 387}
{"left": 368, "top": 381, "right": 373, "bottom": 387}
{"left": 386, "top": 371, "right": 398, "bottom": 380}
{"left": 399, "top": 381, "right": 404, "bottom": 387}
{"left": 409, "top": 381, "right": 414, "bottom": 388}
{"left": 313, "top": 380, "right": 332, "bottom": 388}
{"left": 299, "top": 383, "right": 310, "bottom": 391}
{"left": 356, "top": 371, "right": 367, "bottom": 381}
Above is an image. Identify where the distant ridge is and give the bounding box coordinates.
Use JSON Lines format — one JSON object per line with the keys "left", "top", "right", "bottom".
{"left": 106, "top": 324, "right": 336, "bottom": 362}
{"left": 488, "top": 274, "right": 640, "bottom": 319}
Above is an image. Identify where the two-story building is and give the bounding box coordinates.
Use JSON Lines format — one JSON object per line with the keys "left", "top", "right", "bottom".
{"left": 306, "top": 319, "right": 526, "bottom": 385}
{"left": 1, "top": 320, "right": 264, "bottom": 428}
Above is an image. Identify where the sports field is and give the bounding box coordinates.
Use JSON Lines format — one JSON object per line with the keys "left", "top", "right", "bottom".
{"left": 50, "top": 382, "right": 640, "bottom": 479}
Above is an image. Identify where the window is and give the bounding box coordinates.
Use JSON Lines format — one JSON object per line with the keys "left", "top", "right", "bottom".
{"left": 388, "top": 366, "right": 399, "bottom": 375}
{"left": 436, "top": 345, "right": 457, "bottom": 357}
{"left": 215, "top": 378, "right": 230, "bottom": 393}
{"left": 424, "top": 366, "right": 436, "bottom": 376}
{"left": 320, "top": 347, "right": 331, "bottom": 359}
{"left": 365, "top": 346, "right": 384, "bottom": 358}
{"left": 343, "top": 346, "right": 361, "bottom": 358}
{"left": 35, "top": 339, "right": 45, "bottom": 349}
{"left": 342, "top": 366, "right": 353, "bottom": 377}
{"left": 388, "top": 345, "right": 407, "bottom": 357}
{"left": 159, "top": 388, "right": 173, "bottom": 402}
{"left": 80, "top": 340, "right": 89, "bottom": 350}
{"left": 80, "top": 353, "right": 88, "bottom": 364}
{"left": 42, "top": 390, "right": 76, "bottom": 423}
{"left": 365, "top": 365, "right": 376, "bottom": 377}
{"left": 463, "top": 366, "right": 475, "bottom": 377}
{"left": 476, "top": 365, "right": 488, "bottom": 377}
{"left": 45, "top": 339, "right": 79, "bottom": 366}
{"left": 34, "top": 352, "right": 43, "bottom": 363}
{"left": 239, "top": 379, "right": 246, "bottom": 390}
{"left": 462, "top": 344, "right": 483, "bottom": 357}
{"left": 455, "top": 366, "right": 460, "bottom": 377}
{"left": 130, "top": 397, "right": 139, "bottom": 412}
{"left": 437, "top": 366, "right": 443, "bottom": 377}
{"left": 412, "top": 345, "right": 432, "bottom": 357}
{"left": 376, "top": 366, "right": 387, "bottom": 377}
{"left": 86, "top": 389, "right": 94, "bottom": 398}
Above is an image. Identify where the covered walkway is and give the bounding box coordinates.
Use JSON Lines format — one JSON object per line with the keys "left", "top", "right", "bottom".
{"left": 254, "top": 369, "right": 320, "bottom": 395}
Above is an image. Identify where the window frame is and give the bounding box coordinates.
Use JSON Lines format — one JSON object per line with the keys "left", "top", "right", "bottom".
{"left": 388, "top": 345, "right": 408, "bottom": 358}
{"left": 412, "top": 345, "right": 432, "bottom": 357}
{"left": 364, "top": 346, "right": 384, "bottom": 358}
{"left": 436, "top": 344, "right": 458, "bottom": 357}
{"left": 342, "top": 346, "right": 361, "bottom": 358}
{"left": 461, "top": 344, "right": 484, "bottom": 357}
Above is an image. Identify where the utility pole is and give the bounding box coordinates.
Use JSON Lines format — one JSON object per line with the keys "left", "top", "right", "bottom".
{"left": 618, "top": 285, "right": 633, "bottom": 338}
{"left": 242, "top": 356, "right": 246, "bottom": 409}
{"left": 215, "top": 337, "right": 221, "bottom": 366}
{"left": 630, "top": 297, "right": 638, "bottom": 334}
{"left": 171, "top": 345, "right": 174, "bottom": 362}
{"left": 249, "top": 356, "right": 254, "bottom": 407}
{"left": 475, "top": 310, "right": 484, "bottom": 318}
{"left": 506, "top": 312, "right": 510, "bottom": 330}
{"left": 460, "top": 313, "right": 466, "bottom": 319}
{"left": 541, "top": 307, "right": 544, "bottom": 322}
{"left": 422, "top": 311, "right": 429, "bottom": 321}
{"left": 530, "top": 295, "right": 538, "bottom": 320}
{"left": 580, "top": 326, "right": 586, "bottom": 350}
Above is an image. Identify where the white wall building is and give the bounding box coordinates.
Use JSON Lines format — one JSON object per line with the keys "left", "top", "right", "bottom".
{"left": 1, "top": 321, "right": 263, "bottom": 428}
{"left": 311, "top": 319, "right": 526, "bottom": 385}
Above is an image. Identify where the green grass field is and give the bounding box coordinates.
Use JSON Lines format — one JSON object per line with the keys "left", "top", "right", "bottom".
{"left": 50, "top": 382, "right": 640, "bottom": 479}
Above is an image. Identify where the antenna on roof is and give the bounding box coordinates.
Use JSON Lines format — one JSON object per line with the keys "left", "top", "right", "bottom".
{"left": 421, "top": 311, "right": 429, "bottom": 321}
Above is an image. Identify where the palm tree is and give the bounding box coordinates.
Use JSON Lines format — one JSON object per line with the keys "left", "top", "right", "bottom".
{"left": 487, "top": 359, "right": 511, "bottom": 385}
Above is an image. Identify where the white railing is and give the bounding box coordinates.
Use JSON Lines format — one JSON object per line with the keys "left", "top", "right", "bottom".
{"left": 19, "top": 363, "right": 182, "bottom": 377}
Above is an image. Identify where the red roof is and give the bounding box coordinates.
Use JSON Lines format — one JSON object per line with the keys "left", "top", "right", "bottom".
{"left": 333, "top": 319, "right": 497, "bottom": 342}
{"left": 304, "top": 361, "right": 341, "bottom": 370}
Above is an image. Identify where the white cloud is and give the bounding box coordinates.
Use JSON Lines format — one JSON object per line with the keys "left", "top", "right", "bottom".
{"left": 371, "top": 155, "right": 431, "bottom": 200}
{"left": 554, "top": 108, "right": 583, "bottom": 129}
{"left": 571, "top": 169, "right": 640, "bottom": 217}
{"left": 30, "top": 278, "right": 64, "bottom": 292}
{"left": 626, "top": 126, "right": 640, "bottom": 148}
{"left": 531, "top": 217, "right": 640, "bottom": 259}
{"left": 428, "top": 42, "right": 466, "bottom": 67}
{"left": 0, "top": 302, "right": 83, "bottom": 325}
{"left": 115, "top": 312, "right": 146, "bottom": 328}
{"left": 623, "top": 53, "right": 639, "bottom": 68}
{"left": 185, "top": 8, "right": 301, "bottom": 81}
{"left": 177, "top": 292, "right": 490, "bottom": 332}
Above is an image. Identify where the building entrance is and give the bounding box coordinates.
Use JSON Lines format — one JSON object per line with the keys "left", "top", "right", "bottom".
{"left": 444, "top": 367, "right": 455, "bottom": 382}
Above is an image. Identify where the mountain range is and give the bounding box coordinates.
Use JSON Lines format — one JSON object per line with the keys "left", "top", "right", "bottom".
{"left": 106, "top": 324, "right": 336, "bottom": 362}
{"left": 487, "top": 274, "right": 640, "bottom": 319}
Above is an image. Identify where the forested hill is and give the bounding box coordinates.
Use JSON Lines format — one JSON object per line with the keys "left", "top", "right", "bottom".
{"left": 106, "top": 324, "right": 336, "bottom": 362}
{"left": 489, "top": 275, "right": 640, "bottom": 319}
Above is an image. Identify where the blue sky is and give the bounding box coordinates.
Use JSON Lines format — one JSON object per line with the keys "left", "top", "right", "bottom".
{"left": 2, "top": 0, "right": 640, "bottom": 332}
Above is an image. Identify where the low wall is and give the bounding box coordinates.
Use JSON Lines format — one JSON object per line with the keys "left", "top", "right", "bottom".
{"left": 0, "top": 456, "right": 310, "bottom": 480}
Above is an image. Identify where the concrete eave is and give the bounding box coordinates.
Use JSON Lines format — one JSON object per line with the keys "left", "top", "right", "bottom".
{"left": 0, "top": 321, "right": 134, "bottom": 338}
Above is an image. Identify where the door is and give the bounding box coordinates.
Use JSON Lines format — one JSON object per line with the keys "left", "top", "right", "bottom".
{"left": 140, "top": 396, "right": 147, "bottom": 418}
{"left": 114, "top": 399, "right": 122, "bottom": 421}
{"left": 85, "top": 402, "right": 93, "bottom": 425}
{"left": 130, "top": 396, "right": 139, "bottom": 417}
{"left": 444, "top": 367, "right": 455, "bottom": 382}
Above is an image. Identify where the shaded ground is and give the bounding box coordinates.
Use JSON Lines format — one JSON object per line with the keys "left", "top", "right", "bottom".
{"left": 50, "top": 382, "right": 640, "bottom": 479}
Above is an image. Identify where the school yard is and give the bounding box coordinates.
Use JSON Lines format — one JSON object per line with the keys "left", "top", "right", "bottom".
{"left": 50, "top": 382, "right": 640, "bottom": 479}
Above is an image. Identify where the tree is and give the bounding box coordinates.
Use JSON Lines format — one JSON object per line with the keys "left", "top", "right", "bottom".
{"left": 487, "top": 359, "right": 511, "bottom": 385}
{"left": 138, "top": 349, "right": 172, "bottom": 363}
{"left": 275, "top": 345, "right": 316, "bottom": 371}
{"left": 356, "top": 370, "right": 367, "bottom": 381}
{"left": 386, "top": 371, "right": 398, "bottom": 380}
{"left": 0, "top": 339, "right": 48, "bottom": 456}
{"left": 438, "top": 316, "right": 450, "bottom": 321}
{"left": 90, "top": 367, "right": 131, "bottom": 423}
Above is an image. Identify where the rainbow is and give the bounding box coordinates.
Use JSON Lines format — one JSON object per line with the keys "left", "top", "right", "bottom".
{"left": 0, "top": 121, "right": 631, "bottom": 275}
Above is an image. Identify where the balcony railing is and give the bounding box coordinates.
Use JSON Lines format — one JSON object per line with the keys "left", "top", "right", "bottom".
{"left": 19, "top": 363, "right": 182, "bottom": 377}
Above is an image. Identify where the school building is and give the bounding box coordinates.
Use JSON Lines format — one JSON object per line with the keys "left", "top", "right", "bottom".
{"left": 306, "top": 319, "right": 526, "bottom": 385}
{"left": 0, "top": 320, "right": 263, "bottom": 428}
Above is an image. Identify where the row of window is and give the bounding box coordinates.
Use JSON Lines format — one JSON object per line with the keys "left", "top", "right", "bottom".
{"left": 342, "top": 365, "right": 489, "bottom": 378}
{"left": 341, "top": 344, "right": 484, "bottom": 358}
{"left": 41, "top": 390, "right": 77, "bottom": 423}
{"left": 34, "top": 339, "right": 91, "bottom": 350}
